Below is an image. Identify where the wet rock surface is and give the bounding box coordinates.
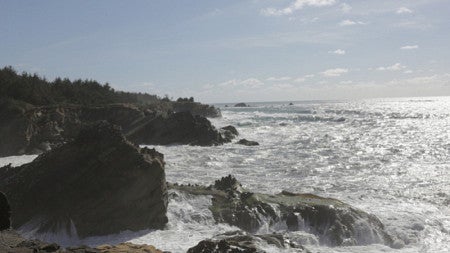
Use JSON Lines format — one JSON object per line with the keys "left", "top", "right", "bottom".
{"left": 237, "top": 139, "right": 259, "bottom": 146}
{"left": 0, "top": 121, "right": 168, "bottom": 238}
{"left": 220, "top": 125, "right": 239, "bottom": 142}
{"left": 0, "top": 192, "right": 11, "bottom": 230}
{"left": 187, "top": 231, "right": 309, "bottom": 253}
{"left": 234, "top": 103, "right": 249, "bottom": 107}
{"left": 171, "top": 175, "right": 395, "bottom": 248}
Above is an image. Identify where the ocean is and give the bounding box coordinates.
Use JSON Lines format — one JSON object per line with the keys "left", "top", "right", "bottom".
{"left": 1, "top": 96, "right": 449, "bottom": 252}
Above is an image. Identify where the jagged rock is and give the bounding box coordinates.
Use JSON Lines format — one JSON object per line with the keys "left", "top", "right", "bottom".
{"left": 237, "top": 139, "right": 259, "bottom": 146}
{"left": 170, "top": 175, "right": 395, "bottom": 247}
{"left": 187, "top": 231, "right": 309, "bottom": 253}
{"left": 128, "top": 111, "right": 227, "bottom": 146}
{"left": 95, "top": 242, "right": 163, "bottom": 253}
{"left": 172, "top": 101, "right": 221, "bottom": 118}
{"left": 0, "top": 192, "right": 10, "bottom": 230}
{"left": 220, "top": 126, "right": 239, "bottom": 142}
{"left": 0, "top": 121, "right": 168, "bottom": 238}
{"left": 0, "top": 99, "right": 224, "bottom": 157}
{"left": 234, "top": 103, "right": 248, "bottom": 107}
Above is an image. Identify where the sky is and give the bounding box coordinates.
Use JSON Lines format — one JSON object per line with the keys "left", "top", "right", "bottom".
{"left": 1, "top": 0, "right": 450, "bottom": 103}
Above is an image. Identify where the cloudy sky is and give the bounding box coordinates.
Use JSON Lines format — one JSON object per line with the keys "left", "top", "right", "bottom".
{"left": 1, "top": 0, "right": 450, "bottom": 103}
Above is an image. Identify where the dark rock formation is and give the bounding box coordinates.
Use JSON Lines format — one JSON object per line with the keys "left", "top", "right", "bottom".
{"left": 0, "top": 192, "right": 10, "bottom": 230}
{"left": 172, "top": 101, "right": 221, "bottom": 118}
{"left": 0, "top": 121, "right": 168, "bottom": 238}
{"left": 0, "top": 99, "right": 226, "bottom": 157}
{"left": 289, "top": 103, "right": 294, "bottom": 106}
{"left": 234, "top": 103, "right": 248, "bottom": 107}
{"left": 128, "top": 111, "right": 227, "bottom": 146}
{"left": 237, "top": 139, "right": 259, "bottom": 146}
{"left": 0, "top": 229, "right": 164, "bottom": 253}
{"left": 220, "top": 125, "right": 239, "bottom": 142}
{"left": 187, "top": 231, "right": 309, "bottom": 253}
{"left": 170, "top": 175, "right": 395, "bottom": 247}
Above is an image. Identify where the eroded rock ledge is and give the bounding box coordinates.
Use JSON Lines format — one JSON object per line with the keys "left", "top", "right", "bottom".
{"left": 170, "top": 175, "right": 395, "bottom": 248}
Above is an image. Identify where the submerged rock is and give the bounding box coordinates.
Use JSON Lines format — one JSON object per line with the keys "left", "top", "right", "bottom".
{"left": 0, "top": 192, "right": 10, "bottom": 230}
{"left": 171, "top": 175, "right": 395, "bottom": 247}
{"left": 0, "top": 121, "right": 168, "bottom": 238}
{"left": 237, "top": 139, "right": 259, "bottom": 146}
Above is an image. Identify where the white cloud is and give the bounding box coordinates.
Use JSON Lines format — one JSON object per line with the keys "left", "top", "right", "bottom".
{"left": 294, "top": 74, "right": 316, "bottom": 82}
{"left": 404, "top": 70, "right": 413, "bottom": 74}
{"left": 339, "top": 19, "right": 366, "bottom": 26}
{"left": 340, "top": 3, "right": 352, "bottom": 13}
{"left": 401, "top": 45, "right": 419, "bottom": 50}
{"left": 321, "top": 68, "right": 349, "bottom": 77}
{"left": 329, "top": 49, "right": 346, "bottom": 55}
{"left": 217, "top": 78, "right": 264, "bottom": 88}
{"left": 396, "top": 7, "right": 413, "bottom": 14}
{"left": 377, "top": 63, "right": 406, "bottom": 71}
{"left": 266, "top": 76, "right": 292, "bottom": 81}
{"left": 294, "top": 77, "right": 306, "bottom": 83}
{"left": 261, "top": 0, "right": 337, "bottom": 16}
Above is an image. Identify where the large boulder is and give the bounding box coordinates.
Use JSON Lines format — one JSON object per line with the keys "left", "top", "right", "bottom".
{"left": 0, "top": 121, "right": 168, "bottom": 238}
{"left": 128, "top": 111, "right": 227, "bottom": 146}
{"left": 171, "top": 175, "right": 395, "bottom": 247}
{"left": 0, "top": 192, "right": 10, "bottom": 230}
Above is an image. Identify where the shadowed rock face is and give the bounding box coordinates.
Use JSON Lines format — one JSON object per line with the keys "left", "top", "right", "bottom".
{"left": 0, "top": 192, "right": 10, "bottom": 230}
{"left": 0, "top": 121, "right": 168, "bottom": 238}
{"left": 171, "top": 175, "right": 395, "bottom": 248}
{"left": 0, "top": 99, "right": 224, "bottom": 157}
{"left": 128, "top": 111, "right": 227, "bottom": 146}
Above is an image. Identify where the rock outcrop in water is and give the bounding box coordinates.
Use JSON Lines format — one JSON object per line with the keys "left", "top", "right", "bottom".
{"left": 0, "top": 98, "right": 226, "bottom": 157}
{"left": 0, "top": 121, "right": 168, "bottom": 238}
{"left": 128, "top": 111, "right": 228, "bottom": 146}
{"left": 0, "top": 192, "right": 10, "bottom": 231}
{"left": 237, "top": 139, "right": 259, "bottom": 146}
{"left": 187, "top": 230, "right": 310, "bottom": 253}
{"left": 234, "top": 103, "right": 249, "bottom": 107}
{"left": 219, "top": 125, "right": 239, "bottom": 143}
{"left": 171, "top": 175, "right": 395, "bottom": 248}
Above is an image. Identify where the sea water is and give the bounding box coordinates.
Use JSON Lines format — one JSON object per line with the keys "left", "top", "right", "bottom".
{"left": 1, "top": 97, "right": 449, "bottom": 252}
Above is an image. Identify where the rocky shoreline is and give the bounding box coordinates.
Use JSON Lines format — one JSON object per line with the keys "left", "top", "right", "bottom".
{"left": 0, "top": 119, "right": 400, "bottom": 252}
